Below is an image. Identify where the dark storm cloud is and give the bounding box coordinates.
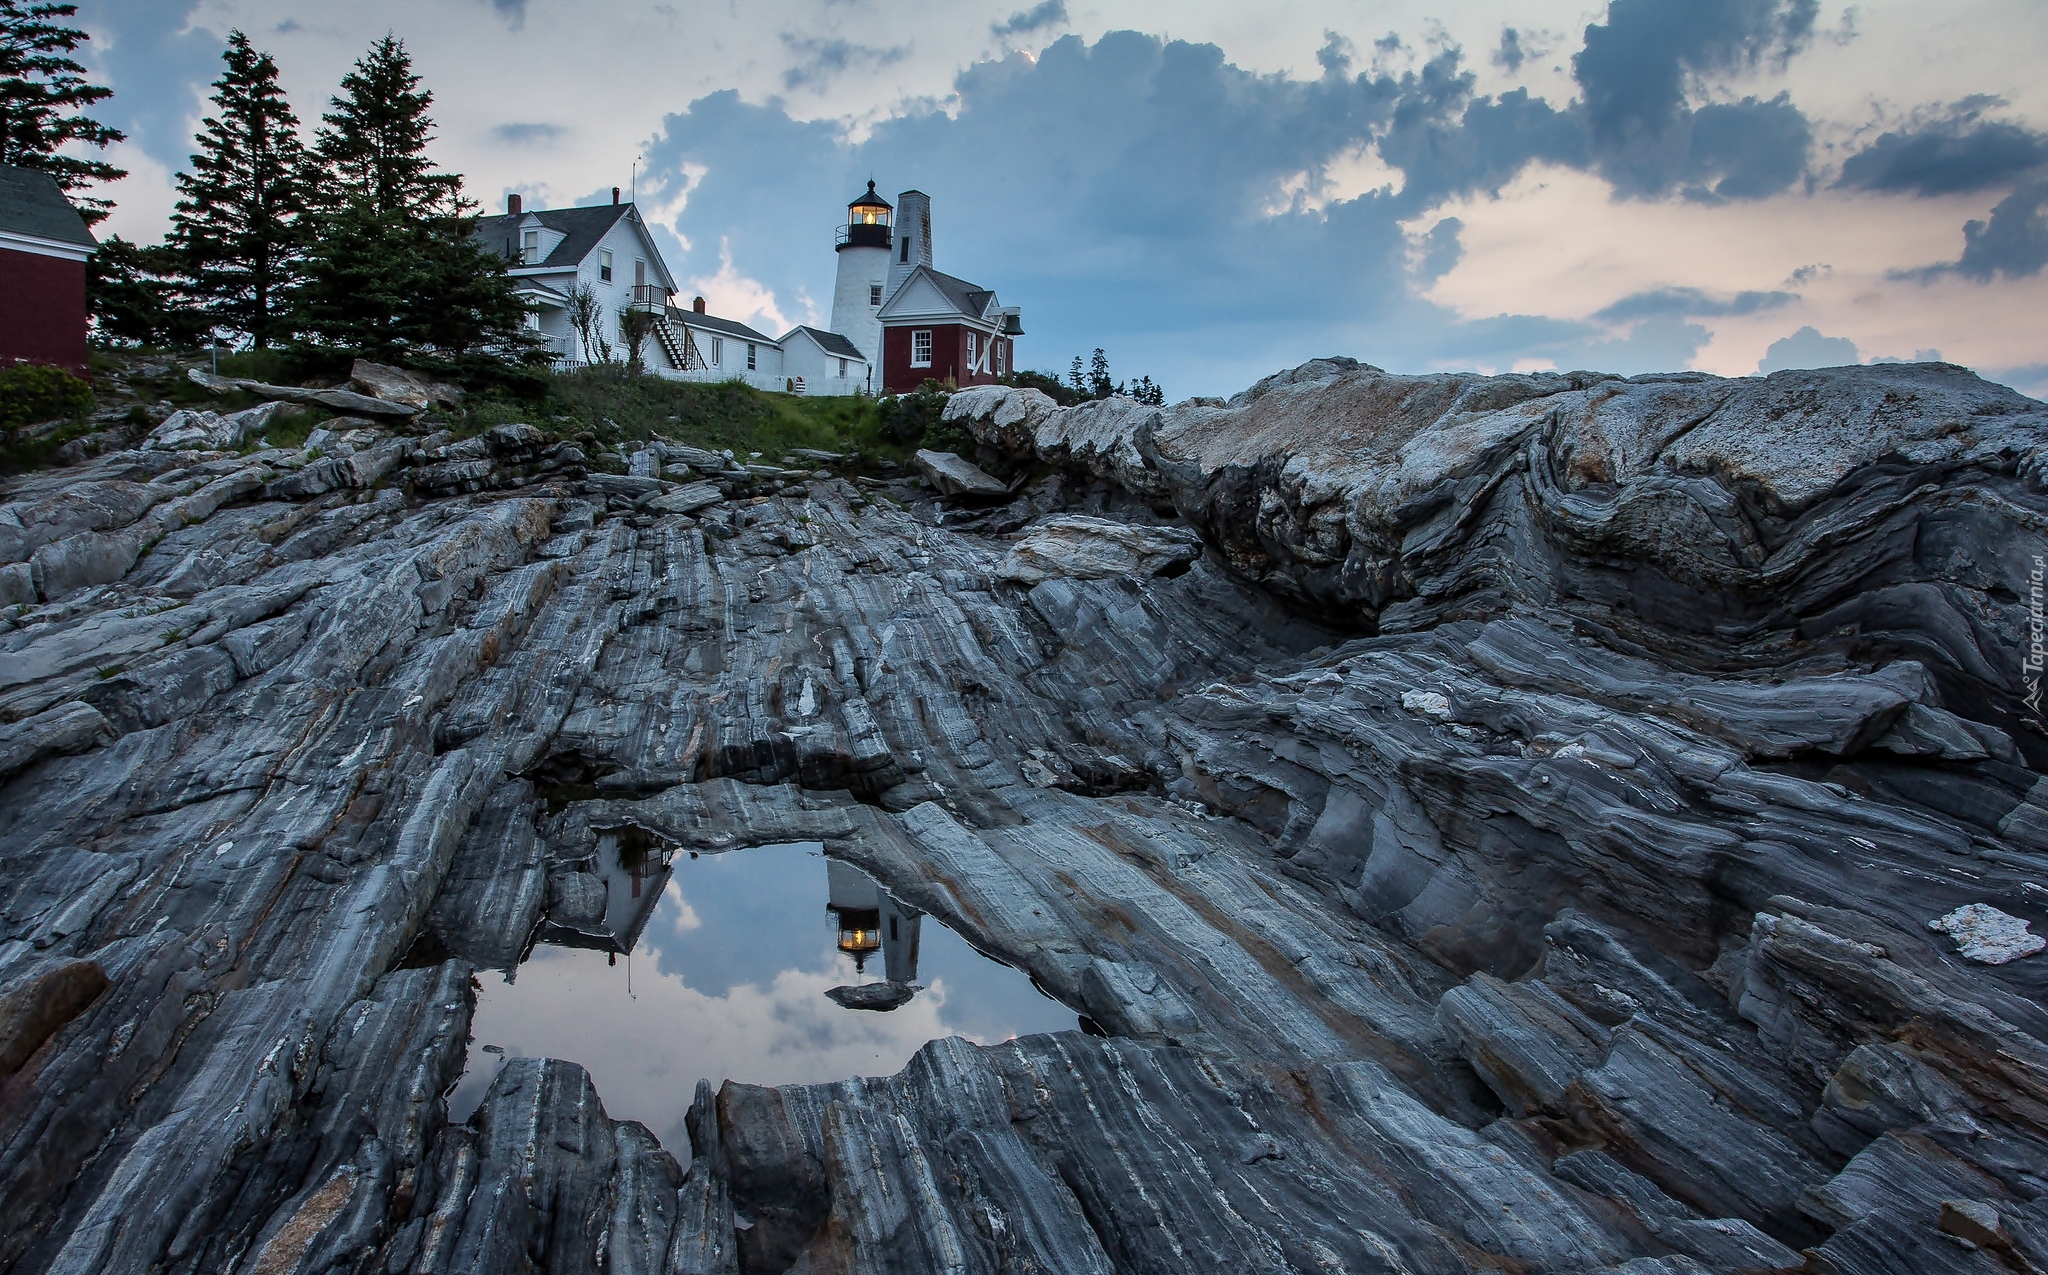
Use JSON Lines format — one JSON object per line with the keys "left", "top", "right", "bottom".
{"left": 1838, "top": 106, "right": 2048, "bottom": 197}
{"left": 780, "top": 34, "right": 912, "bottom": 91}
{"left": 1572, "top": 0, "right": 1818, "bottom": 198}
{"left": 1593, "top": 287, "right": 1795, "bottom": 321}
{"left": 992, "top": 2, "right": 1069, "bottom": 40}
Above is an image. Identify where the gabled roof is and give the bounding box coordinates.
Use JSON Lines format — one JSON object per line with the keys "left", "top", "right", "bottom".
{"left": 0, "top": 164, "right": 96, "bottom": 250}
{"left": 783, "top": 325, "right": 866, "bottom": 360}
{"left": 876, "top": 265, "right": 998, "bottom": 326}
{"left": 473, "top": 202, "right": 635, "bottom": 272}
{"left": 672, "top": 309, "right": 779, "bottom": 346}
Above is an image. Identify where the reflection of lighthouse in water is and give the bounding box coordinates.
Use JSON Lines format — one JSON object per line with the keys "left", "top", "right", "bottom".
{"left": 824, "top": 859, "right": 922, "bottom": 1008}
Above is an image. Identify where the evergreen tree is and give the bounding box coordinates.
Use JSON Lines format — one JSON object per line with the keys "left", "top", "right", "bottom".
{"left": 1068, "top": 355, "right": 1084, "bottom": 390}
{"left": 0, "top": 1, "right": 123, "bottom": 223}
{"left": 1088, "top": 348, "right": 1113, "bottom": 398}
{"left": 89, "top": 235, "right": 205, "bottom": 347}
{"left": 169, "top": 32, "right": 308, "bottom": 349}
{"left": 310, "top": 34, "right": 462, "bottom": 218}
{"left": 292, "top": 35, "right": 534, "bottom": 364}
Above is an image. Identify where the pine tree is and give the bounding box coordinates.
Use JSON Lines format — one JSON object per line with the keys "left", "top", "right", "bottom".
{"left": 169, "top": 32, "right": 308, "bottom": 349}
{"left": 1088, "top": 348, "right": 1113, "bottom": 399}
{"left": 0, "top": 1, "right": 124, "bottom": 223}
{"left": 310, "top": 34, "right": 462, "bottom": 219}
{"left": 89, "top": 236, "right": 205, "bottom": 348}
{"left": 292, "top": 35, "right": 533, "bottom": 364}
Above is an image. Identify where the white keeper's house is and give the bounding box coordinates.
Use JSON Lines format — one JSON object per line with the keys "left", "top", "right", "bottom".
{"left": 474, "top": 180, "right": 1017, "bottom": 396}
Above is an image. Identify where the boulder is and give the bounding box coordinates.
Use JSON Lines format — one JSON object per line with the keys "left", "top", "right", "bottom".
{"left": 142, "top": 402, "right": 279, "bottom": 451}
{"left": 349, "top": 359, "right": 464, "bottom": 410}
{"left": 912, "top": 448, "right": 1008, "bottom": 497}
{"left": 643, "top": 482, "right": 723, "bottom": 516}
{"left": 824, "top": 982, "right": 916, "bottom": 1011}
{"left": 996, "top": 514, "right": 1202, "bottom": 584}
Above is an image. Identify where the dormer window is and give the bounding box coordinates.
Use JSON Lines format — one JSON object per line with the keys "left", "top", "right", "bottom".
{"left": 599, "top": 249, "right": 613, "bottom": 283}
{"left": 521, "top": 230, "right": 539, "bottom": 264}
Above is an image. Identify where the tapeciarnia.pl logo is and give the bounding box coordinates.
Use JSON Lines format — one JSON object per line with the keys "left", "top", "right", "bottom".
{"left": 2028, "top": 555, "right": 2045, "bottom": 715}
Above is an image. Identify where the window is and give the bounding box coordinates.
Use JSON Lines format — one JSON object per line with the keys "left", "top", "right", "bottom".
{"left": 967, "top": 332, "right": 978, "bottom": 368}
{"left": 521, "top": 230, "right": 539, "bottom": 264}
{"left": 746, "top": 343, "right": 757, "bottom": 371}
{"left": 996, "top": 340, "right": 1006, "bottom": 375}
{"left": 899, "top": 236, "right": 909, "bottom": 263}
{"left": 599, "top": 249, "right": 613, "bottom": 282}
{"left": 838, "top": 358, "right": 847, "bottom": 377}
{"left": 711, "top": 336, "right": 723, "bottom": 365}
{"left": 869, "top": 283, "right": 882, "bottom": 306}
{"left": 911, "top": 329, "right": 932, "bottom": 367}
{"left": 634, "top": 259, "right": 646, "bottom": 286}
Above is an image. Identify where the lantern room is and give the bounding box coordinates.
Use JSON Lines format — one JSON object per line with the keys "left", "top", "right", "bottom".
{"left": 838, "top": 181, "right": 894, "bottom": 250}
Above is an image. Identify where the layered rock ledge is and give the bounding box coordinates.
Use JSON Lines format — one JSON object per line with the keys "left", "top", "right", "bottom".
{"left": 2, "top": 358, "right": 2046, "bottom": 1274}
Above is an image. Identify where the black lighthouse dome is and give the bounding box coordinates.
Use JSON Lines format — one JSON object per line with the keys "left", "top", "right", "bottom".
{"left": 838, "top": 181, "right": 893, "bottom": 250}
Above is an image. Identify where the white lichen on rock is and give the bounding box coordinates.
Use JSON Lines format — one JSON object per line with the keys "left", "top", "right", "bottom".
{"left": 1928, "top": 903, "right": 2046, "bottom": 964}
{"left": 1401, "top": 690, "right": 1452, "bottom": 720}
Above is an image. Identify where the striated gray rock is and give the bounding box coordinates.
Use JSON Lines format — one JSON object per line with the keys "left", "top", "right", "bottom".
{"left": 995, "top": 513, "right": 1202, "bottom": 584}
{"left": 912, "top": 447, "right": 1007, "bottom": 497}
{"left": 1, "top": 357, "right": 2045, "bottom": 1274}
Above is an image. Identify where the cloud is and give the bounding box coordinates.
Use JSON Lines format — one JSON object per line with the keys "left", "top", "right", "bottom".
{"left": 1493, "top": 28, "right": 1529, "bottom": 72}
{"left": 1592, "top": 287, "right": 1795, "bottom": 321}
{"left": 490, "top": 121, "right": 565, "bottom": 146}
{"left": 1953, "top": 181, "right": 2048, "bottom": 281}
{"left": 1757, "top": 324, "right": 1858, "bottom": 372}
{"left": 1838, "top": 109, "right": 2048, "bottom": 197}
{"left": 992, "top": 1, "right": 1068, "bottom": 40}
{"left": 489, "top": 0, "right": 527, "bottom": 29}
{"left": 1413, "top": 216, "right": 1463, "bottom": 281}
{"left": 780, "top": 34, "right": 912, "bottom": 91}
{"left": 1572, "top": 0, "right": 1819, "bottom": 199}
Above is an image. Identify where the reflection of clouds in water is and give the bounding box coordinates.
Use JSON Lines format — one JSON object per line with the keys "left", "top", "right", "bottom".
{"left": 465, "top": 940, "right": 983, "bottom": 1146}
{"left": 662, "top": 879, "right": 703, "bottom": 933}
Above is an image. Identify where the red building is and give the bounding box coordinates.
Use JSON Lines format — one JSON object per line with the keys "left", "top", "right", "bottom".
{"left": 871, "top": 189, "right": 1021, "bottom": 394}
{"left": 0, "top": 165, "right": 97, "bottom": 371}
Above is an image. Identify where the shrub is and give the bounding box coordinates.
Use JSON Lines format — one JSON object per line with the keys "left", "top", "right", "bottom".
{"left": 0, "top": 364, "right": 95, "bottom": 430}
{"left": 880, "top": 379, "right": 954, "bottom": 447}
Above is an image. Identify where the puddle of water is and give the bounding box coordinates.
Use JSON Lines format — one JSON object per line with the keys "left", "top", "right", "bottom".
{"left": 449, "top": 841, "right": 1077, "bottom": 1147}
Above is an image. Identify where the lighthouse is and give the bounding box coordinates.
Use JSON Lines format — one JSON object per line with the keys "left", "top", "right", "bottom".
{"left": 829, "top": 181, "right": 894, "bottom": 370}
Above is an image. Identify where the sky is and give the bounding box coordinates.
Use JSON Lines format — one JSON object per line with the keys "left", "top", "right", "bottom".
{"left": 72, "top": 0, "right": 2048, "bottom": 399}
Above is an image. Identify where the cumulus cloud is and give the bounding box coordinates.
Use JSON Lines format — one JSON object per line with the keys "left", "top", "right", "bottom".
{"left": 1952, "top": 182, "right": 2048, "bottom": 281}
{"left": 1572, "top": 0, "right": 1818, "bottom": 199}
{"left": 992, "top": 1, "right": 1068, "bottom": 40}
{"left": 1493, "top": 27, "right": 1529, "bottom": 72}
{"left": 1757, "top": 324, "right": 1858, "bottom": 372}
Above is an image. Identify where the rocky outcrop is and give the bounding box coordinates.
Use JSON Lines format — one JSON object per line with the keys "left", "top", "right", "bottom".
{"left": 1, "top": 358, "right": 2045, "bottom": 1274}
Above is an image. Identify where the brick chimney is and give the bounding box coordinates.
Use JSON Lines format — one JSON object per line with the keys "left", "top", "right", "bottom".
{"left": 612, "top": 186, "right": 621, "bottom": 205}
{"left": 507, "top": 193, "right": 521, "bottom": 215}
{"left": 692, "top": 296, "right": 706, "bottom": 314}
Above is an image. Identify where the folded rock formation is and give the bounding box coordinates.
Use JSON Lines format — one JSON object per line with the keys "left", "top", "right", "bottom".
{"left": 1, "top": 357, "right": 2045, "bottom": 1274}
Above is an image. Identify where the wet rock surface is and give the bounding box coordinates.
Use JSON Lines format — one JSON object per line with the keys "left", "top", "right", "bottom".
{"left": 1, "top": 358, "right": 2046, "bottom": 1273}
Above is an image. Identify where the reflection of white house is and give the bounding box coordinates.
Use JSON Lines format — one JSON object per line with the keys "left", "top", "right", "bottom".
{"left": 475, "top": 189, "right": 872, "bottom": 396}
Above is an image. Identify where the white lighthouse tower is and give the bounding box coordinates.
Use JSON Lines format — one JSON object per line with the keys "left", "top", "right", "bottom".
{"left": 829, "top": 182, "right": 894, "bottom": 371}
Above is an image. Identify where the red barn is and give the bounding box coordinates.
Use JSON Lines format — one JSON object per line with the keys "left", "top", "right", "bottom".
{"left": 872, "top": 190, "right": 1021, "bottom": 394}
{"left": 0, "top": 164, "right": 97, "bottom": 371}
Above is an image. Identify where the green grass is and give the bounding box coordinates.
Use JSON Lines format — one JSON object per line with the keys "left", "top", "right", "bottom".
{"left": 457, "top": 367, "right": 906, "bottom": 460}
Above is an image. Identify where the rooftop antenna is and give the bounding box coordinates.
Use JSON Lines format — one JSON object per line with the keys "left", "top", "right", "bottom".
{"left": 631, "top": 158, "right": 637, "bottom": 205}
